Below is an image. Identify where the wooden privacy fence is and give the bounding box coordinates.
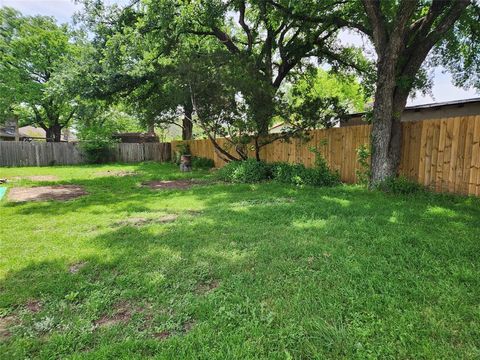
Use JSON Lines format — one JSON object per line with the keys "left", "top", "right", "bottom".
{"left": 172, "top": 115, "right": 480, "bottom": 196}
{"left": 0, "top": 142, "right": 171, "bottom": 167}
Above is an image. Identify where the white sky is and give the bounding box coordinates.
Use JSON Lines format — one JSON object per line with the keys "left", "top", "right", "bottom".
{"left": 1, "top": 0, "right": 478, "bottom": 106}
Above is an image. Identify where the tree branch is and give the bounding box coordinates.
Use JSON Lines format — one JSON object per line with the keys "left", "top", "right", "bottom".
{"left": 361, "top": 0, "right": 388, "bottom": 52}
{"left": 212, "top": 26, "right": 241, "bottom": 54}
{"left": 238, "top": 1, "right": 253, "bottom": 52}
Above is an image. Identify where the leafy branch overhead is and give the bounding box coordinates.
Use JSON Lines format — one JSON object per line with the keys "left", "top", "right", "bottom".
{"left": 74, "top": 0, "right": 371, "bottom": 160}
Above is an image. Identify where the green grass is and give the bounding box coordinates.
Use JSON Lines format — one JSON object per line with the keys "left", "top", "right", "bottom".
{"left": 0, "top": 162, "right": 479, "bottom": 359}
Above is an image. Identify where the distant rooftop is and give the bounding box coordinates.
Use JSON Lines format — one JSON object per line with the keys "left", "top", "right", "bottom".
{"left": 407, "top": 97, "right": 480, "bottom": 110}
{"left": 350, "top": 97, "right": 480, "bottom": 117}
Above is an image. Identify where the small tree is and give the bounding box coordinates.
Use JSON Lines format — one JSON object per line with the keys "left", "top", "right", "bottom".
{"left": 77, "top": 0, "right": 369, "bottom": 160}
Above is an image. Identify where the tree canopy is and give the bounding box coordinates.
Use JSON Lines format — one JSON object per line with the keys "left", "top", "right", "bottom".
{"left": 75, "top": 0, "right": 371, "bottom": 159}
{"left": 1, "top": 0, "right": 478, "bottom": 179}
{"left": 0, "top": 8, "right": 84, "bottom": 141}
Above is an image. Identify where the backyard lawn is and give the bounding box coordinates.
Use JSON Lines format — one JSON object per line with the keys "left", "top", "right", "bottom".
{"left": 0, "top": 162, "right": 479, "bottom": 359}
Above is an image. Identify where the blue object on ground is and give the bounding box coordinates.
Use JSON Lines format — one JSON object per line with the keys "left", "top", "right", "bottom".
{"left": 0, "top": 187, "right": 6, "bottom": 200}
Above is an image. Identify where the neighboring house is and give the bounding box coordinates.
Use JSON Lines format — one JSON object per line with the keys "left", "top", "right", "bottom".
{"left": 340, "top": 97, "right": 480, "bottom": 127}
{"left": 0, "top": 125, "right": 45, "bottom": 141}
{"left": 269, "top": 98, "right": 480, "bottom": 133}
{"left": 0, "top": 124, "right": 75, "bottom": 142}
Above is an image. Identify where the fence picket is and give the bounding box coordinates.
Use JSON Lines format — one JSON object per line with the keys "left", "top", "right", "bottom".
{"left": 0, "top": 142, "right": 171, "bottom": 168}
{"left": 170, "top": 117, "right": 480, "bottom": 196}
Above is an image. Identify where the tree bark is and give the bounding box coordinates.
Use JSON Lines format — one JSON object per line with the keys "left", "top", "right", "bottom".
{"left": 147, "top": 121, "right": 155, "bottom": 134}
{"left": 13, "top": 115, "right": 19, "bottom": 142}
{"left": 54, "top": 125, "right": 62, "bottom": 142}
{"left": 45, "top": 128, "right": 53, "bottom": 142}
{"left": 365, "top": 0, "right": 470, "bottom": 184}
{"left": 370, "top": 55, "right": 399, "bottom": 183}
{"left": 45, "top": 124, "right": 62, "bottom": 142}
{"left": 370, "top": 83, "right": 409, "bottom": 183}
{"left": 182, "top": 101, "right": 193, "bottom": 140}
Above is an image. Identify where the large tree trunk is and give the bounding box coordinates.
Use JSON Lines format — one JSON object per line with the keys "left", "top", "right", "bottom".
{"left": 248, "top": 85, "right": 275, "bottom": 160}
{"left": 46, "top": 125, "right": 62, "bottom": 142}
{"left": 54, "top": 125, "right": 62, "bottom": 142}
{"left": 361, "top": 0, "right": 470, "bottom": 184}
{"left": 370, "top": 58, "right": 409, "bottom": 184}
{"left": 147, "top": 121, "right": 155, "bottom": 134}
{"left": 12, "top": 115, "right": 19, "bottom": 142}
{"left": 182, "top": 101, "right": 193, "bottom": 140}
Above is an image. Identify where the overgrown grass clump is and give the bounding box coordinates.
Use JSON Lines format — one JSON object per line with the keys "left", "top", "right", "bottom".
{"left": 270, "top": 162, "right": 340, "bottom": 187}
{"left": 191, "top": 156, "right": 215, "bottom": 169}
{"left": 376, "top": 175, "right": 425, "bottom": 195}
{"left": 217, "top": 157, "right": 340, "bottom": 187}
{"left": 216, "top": 158, "right": 271, "bottom": 183}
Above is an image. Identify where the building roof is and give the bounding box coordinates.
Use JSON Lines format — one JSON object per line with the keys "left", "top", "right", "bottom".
{"left": 0, "top": 125, "right": 75, "bottom": 141}
{"left": 0, "top": 125, "right": 46, "bottom": 139}
{"left": 18, "top": 126, "right": 46, "bottom": 139}
{"left": 348, "top": 97, "right": 480, "bottom": 117}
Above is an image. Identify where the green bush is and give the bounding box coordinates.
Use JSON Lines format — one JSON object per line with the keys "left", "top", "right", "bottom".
{"left": 216, "top": 147, "right": 339, "bottom": 186}
{"left": 270, "top": 147, "right": 339, "bottom": 187}
{"left": 192, "top": 156, "right": 215, "bottom": 169}
{"left": 217, "top": 158, "right": 339, "bottom": 187}
{"left": 270, "top": 162, "right": 339, "bottom": 187}
{"left": 80, "top": 137, "right": 117, "bottom": 164}
{"left": 216, "top": 159, "right": 271, "bottom": 183}
{"left": 376, "top": 176, "right": 424, "bottom": 195}
{"left": 356, "top": 144, "right": 371, "bottom": 186}
{"left": 174, "top": 143, "right": 191, "bottom": 165}
{"left": 216, "top": 161, "right": 241, "bottom": 182}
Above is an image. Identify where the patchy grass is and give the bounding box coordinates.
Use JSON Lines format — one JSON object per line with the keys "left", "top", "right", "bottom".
{"left": 0, "top": 162, "right": 479, "bottom": 359}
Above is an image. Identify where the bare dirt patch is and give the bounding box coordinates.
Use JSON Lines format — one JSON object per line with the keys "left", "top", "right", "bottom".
{"left": 153, "top": 330, "right": 171, "bottom": 340}
{"left": 26, "top": 300, "right": 42, "bottom": 313}
{"left": 113, "top": 214, "right": 178, "bottom": 227}
{"left": 143, "top": 180, "right": 199, "bottom": 190}
{"left": 69, "top": 261, "right": 87, "bottom": 274}
{"left": 0, "top": 315, "right": 17, "bottom": 340}
{"left": 94, "top": 170, "right": 136, "bottom": 178}
{"left": 153, "top": 319, "right": 195, "bottom": 341}
{"left": 195, "top": 280, "right": 220, "bottom": 295}
{"left": 8, "top": 185, "right": 87, "bottom": 203}
{"left": 94, "top": 302, "right": 133, "bottom": 328}
{"left": 182, "top": 320, "right": 196, "bottom": 333}
{"left": 12, "top": 175, "right": 60, "bottom": 182}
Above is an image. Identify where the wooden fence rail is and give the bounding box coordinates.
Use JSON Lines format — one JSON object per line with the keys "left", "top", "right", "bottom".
{"left": 0, "top": 142, "right": 171, "bottom": 167}
{"left": 172, "top": 116, "right": 480, "bottom": 196}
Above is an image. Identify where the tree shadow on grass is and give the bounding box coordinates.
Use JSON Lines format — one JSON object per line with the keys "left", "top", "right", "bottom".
{"left": 1, "top": 185, "right": 480, "bottom": 358}
{"left": 3, "top": 183, "right": 478, "bottom": 306}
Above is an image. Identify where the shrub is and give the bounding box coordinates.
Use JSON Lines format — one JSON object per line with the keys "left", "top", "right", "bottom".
{"left": 270, "top": 162, "right": 339, "bottom": 187}
{"left": 216, "top": 147, "right": 339, "bottom": 186}
{"left": 269, "top": 146, "right": 339, "bottom": 187}
{"left": 78, "top": 115, "right": 121, "bottom": 164}
{"left": 356, "top": 144, "right": 371, "bottom": 186}
{"left": 376, "top": 176, "right": 425, "bottom": 195}
{"left": 216, "top": 161, "right": 241, "bottom": 182}
{"left": 216, "top": 159, "right": 270, "bottom": 183}
{"left": 192, "top": 156, "right": 215, "bottom": 169}
{"left": 80, "top": 137, "right": 117, "bottom": 164}
{"left": 174, "top": 143, "right": 191, "bottom": 164}
{"left": 177, "top": 143, "right": 191, "bottom": 155}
